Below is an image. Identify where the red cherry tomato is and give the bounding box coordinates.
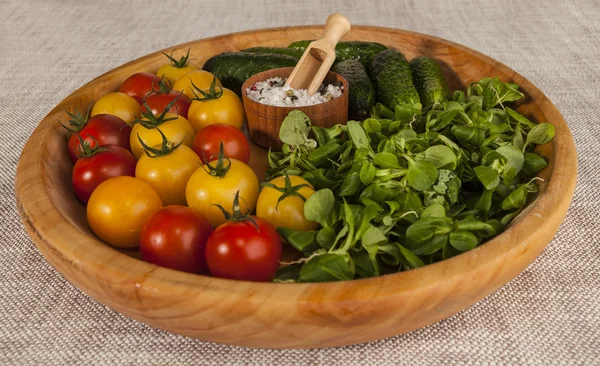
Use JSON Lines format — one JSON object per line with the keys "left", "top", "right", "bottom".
{"left": 142, "top": 90, "right": 191, "bottom": 119}
{"left": 66, "top": 113, "right": 131, "bottom": 164}
{"left": 118, "top": 72, "right": 161, "bottom": 104}
{"left": 205, "top": 216, "right": 282, "bottom": 282}
{"left": 72, "top": 145, "right": 137, "bottom": 204}
{"left": 140, "top": 206, "right": 213, "bottom": 274}
{"left": 192, "top": 124, "right": 250, "bottom": 163}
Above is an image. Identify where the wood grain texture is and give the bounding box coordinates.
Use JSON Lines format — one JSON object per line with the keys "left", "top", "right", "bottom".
{"left": 14, "top": 26, "right": 577, "bottom": 349}
{"left": 242, "top": 67, "right": 349, "bottom": 149}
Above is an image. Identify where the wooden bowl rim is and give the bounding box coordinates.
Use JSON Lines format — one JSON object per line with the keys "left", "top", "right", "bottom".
{"left": 15, "top": 25, "right": 577, "bottom": 304}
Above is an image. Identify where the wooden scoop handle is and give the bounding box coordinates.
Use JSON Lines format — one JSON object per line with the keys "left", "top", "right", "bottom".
{"left": 286, "top": 13, "right": 351, "bottom": 95}
{"left": 321, "top": 13, "right": 351, "bottom": 48}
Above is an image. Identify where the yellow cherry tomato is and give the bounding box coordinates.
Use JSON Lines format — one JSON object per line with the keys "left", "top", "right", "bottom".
{"left": 91, "top": 92, "right": 141, "bottom": 123}
{"left": 87, "top": 176, "right": 163, "bottom": 248}
{"left": 135, "top": 144, "right": 201, "bottom": 205}
{"left": 172, "top": 70, "right": 222, "bottom": 99}
{"left": 157, "top": 64, "right": 198, "bottom": 84}
{"left": 185, "top": 157, "right": 259, "bottom": 227}
{"left": 187, "top": 88, "right": 244, "bottom": 132}
{"left": 130, "top": 113, "right": 195, "bottom": 159}
{"left": 156, "top": 49, "right": 199, "bottom": 83}
{"left": 256, "top": 175, "right": 318, "bottom": 231}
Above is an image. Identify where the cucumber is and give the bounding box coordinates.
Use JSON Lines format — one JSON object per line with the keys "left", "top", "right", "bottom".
{"left": 368, "top": 49, "right": 420, "bottom": 112}
{"left": 287, "top": 40, "right": 387, "bottom": 67}
{"left": 242, "top": 47, "right": 304, "bottom": 59}
{"left": 202, "top": 52, "right": 298, "bottom": 95}
{"left": 409, "top": 56, "right": 450, "bottom": 108}
{"left": 335, "top": 41, "right": 387, "bottom": 67}
{"left": 331, "top": 59, "right": 375, "bottom": 120}
{"left": 287, "top": 40, "right": 312, "bottom": 52}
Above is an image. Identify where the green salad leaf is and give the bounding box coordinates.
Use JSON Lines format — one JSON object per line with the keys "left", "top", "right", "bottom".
{"left": 268, "top": 77, "right": 554, "bottom": 282}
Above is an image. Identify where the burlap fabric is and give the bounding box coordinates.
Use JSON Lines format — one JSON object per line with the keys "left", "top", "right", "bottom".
{"left": 1, "top": 0, "right": 598, "bottom": 364}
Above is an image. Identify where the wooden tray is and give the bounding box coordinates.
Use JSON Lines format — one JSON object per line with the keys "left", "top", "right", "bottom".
{"left": 15, "top": 26, "right": 577, "bottom": 349}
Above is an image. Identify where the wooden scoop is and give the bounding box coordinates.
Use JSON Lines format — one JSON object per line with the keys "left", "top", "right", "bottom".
{"left": 286, "top": 13, "right": 351, "bottom": 96}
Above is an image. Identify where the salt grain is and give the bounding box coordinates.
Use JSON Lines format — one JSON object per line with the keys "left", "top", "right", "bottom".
{"left": 246, "top": 77, "right": 343, "bottom": 107}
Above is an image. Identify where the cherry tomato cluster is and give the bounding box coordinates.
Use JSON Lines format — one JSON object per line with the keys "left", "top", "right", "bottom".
{"left": 62, "top": 49, "right": 317, "bottom": 282}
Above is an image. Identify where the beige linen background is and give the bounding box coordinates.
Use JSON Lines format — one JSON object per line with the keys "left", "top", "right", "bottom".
{"left": 1, "top": 0, "right": 599, "bottom": 364}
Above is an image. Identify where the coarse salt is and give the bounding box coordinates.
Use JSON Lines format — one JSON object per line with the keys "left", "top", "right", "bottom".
{"left": 246, "top": 77, "right": 343, "bottom": 107}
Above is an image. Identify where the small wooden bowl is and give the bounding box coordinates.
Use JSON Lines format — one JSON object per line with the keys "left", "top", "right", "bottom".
{"left": 242, "top": 67, "right": 349, "bottom": 149}
{"left": 15, "top": 26, "right": 577, "bottom": 349}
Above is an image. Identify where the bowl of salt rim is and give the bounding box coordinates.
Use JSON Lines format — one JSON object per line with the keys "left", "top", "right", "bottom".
{"left": 241, "top": 67, "right": 349, "bottom": 150}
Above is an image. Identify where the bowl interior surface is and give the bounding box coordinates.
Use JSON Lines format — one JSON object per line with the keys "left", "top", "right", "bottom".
{"left": 15, "top": 26, "right": 577, "bottom": 349}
